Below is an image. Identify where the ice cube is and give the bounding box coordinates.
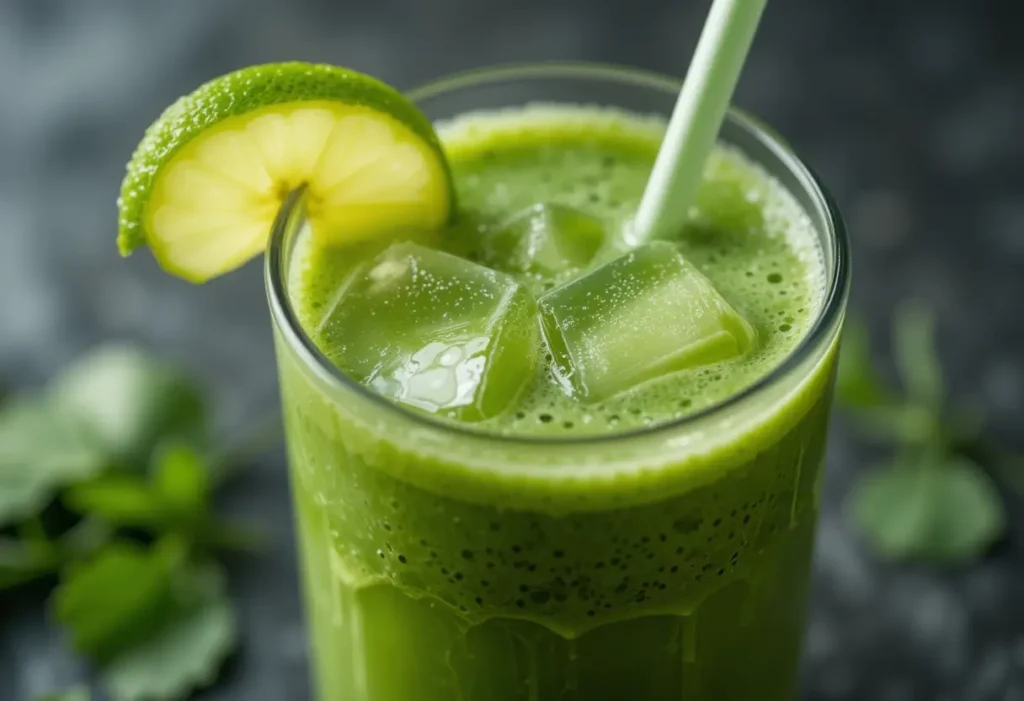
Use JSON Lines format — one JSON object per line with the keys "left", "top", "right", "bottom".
{"left": 539, "top": 241, "right": 756, "bottom": 402}
{"left": 483, "top": 203, "right": 605, "bottom": 276}
{"left": 318, "top": 242, "right": 538, "bottom": 421}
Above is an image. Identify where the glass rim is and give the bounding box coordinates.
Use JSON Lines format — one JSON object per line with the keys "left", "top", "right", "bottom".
{"left": 265, "top": 61, "right": 851, "bottom": 448}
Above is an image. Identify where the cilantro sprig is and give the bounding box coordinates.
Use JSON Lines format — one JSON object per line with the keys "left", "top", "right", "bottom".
{"left": 838, "top": 303, "right": 1015, "bottom": 564}
{"left": 0, "top": 344, "right": 273, "bottom": 701}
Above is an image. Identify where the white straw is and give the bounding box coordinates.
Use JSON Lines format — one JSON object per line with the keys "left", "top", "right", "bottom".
{"left": 631, "top": 0, "right": 768, "bottom": 244}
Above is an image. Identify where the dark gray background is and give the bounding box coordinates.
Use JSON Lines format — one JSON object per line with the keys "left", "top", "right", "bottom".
{"left": 1, "top": 0, "right": 1023, "bottom": 699}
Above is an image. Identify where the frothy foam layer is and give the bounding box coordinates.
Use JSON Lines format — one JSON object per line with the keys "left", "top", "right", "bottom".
{"left": 293, "top": 105, "right": 825, "bottom": 438}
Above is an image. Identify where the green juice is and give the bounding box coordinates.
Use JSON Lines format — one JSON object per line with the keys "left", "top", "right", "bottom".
{"left": 274, "top": 105, "right": 838, "bottom": 700}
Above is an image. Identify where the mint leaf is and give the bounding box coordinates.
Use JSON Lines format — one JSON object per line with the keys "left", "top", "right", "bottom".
{"left": 104, "top": 592, "right": 236, "bottom": 701}
{"left": 53, "top": 540, "right": 186, "bottom": 663}
{"left": 0, "top": 400, "right": 107, "bottom": 526}
{"left": 34, "top": 688, "right": 90, "bottom": 701}
{"left": 849, "top": 456, "right": 1005, "bottom": 564}
{"left": 893, "top": 302, "right": 943, "bottom": 406}
{"left": 64, "top": 476, "right": 166, "bottom": 529}
{"left": 836, "top": 317, "right": 892, "bottom": 408}
{"left": 50, "top": 345, "right": 206, "bottom": 467}
{"left": 153, "top": 442, "right": 209, "bottom": 518}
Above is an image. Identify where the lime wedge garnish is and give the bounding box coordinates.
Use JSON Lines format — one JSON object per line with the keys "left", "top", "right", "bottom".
{"left": 117, "top": 62, "right": 453, "bottom": 282}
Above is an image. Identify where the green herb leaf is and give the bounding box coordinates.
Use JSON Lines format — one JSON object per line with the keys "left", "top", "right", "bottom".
{"left": 836, "top": 316, "right": 892, "bottom": 409}
{"left": 59, "top": 518, "right": 116, "bottom": 562}
{"left": 0, "top": 535, "right": 60, "bottom": 590}
{"left": 849, "top": 455, "right": 1005, "bottom": 564}
{"left": 66, "top": 443, "right": 213, "bottom": 529}
{"left": 49, "top": 345, "right": 206, "bottom": 467}
{"left": 53, "top": 540, "right": 186, "bottom": 663}
{"left": 64, "top": 476, "right": 166, "bottom": 529}
{"left": 1, "top": 343, "right": 251, "bottom": 700}
{"left": 893, "top": 301, "right": 944, "bottom": 406}
{"left": 1, "top": 518, "right": 117, "bottom": 591}
{"left": 0, "top": 400, "right": 107, "bottom": 527}
{"left": 34, "top": 688, "right": 90, "bottom": 701}
{"left": 153, "top": 442, "right": 209, "bottom": 518}
{"left": 103, "top": 592, "right": 236, "bottom": 701}
{"left": 56, "top": 547, "right": 236, "bottom": 701}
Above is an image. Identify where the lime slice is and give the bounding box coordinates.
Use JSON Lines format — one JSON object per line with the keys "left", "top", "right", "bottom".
{"left": 117, "top": 62, "right": 453, "bottom": 283}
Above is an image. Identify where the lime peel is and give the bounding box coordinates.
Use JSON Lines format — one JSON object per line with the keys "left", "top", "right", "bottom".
{"left": 117, "top": 62, "right": 453, "bottom": 283}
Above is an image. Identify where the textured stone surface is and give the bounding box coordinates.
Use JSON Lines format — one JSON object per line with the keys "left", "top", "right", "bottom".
{"left": 0, "top": 0, "right": 1022, "bottom": 698}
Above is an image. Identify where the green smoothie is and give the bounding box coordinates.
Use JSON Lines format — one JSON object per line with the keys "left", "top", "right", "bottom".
{"left": 275, "top": 104, "right": 837, "bottom": 701}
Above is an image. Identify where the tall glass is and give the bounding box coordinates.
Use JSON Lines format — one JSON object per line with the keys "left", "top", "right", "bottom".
{"left": 266, "top": 64, "right": 849, "bottom": 701}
